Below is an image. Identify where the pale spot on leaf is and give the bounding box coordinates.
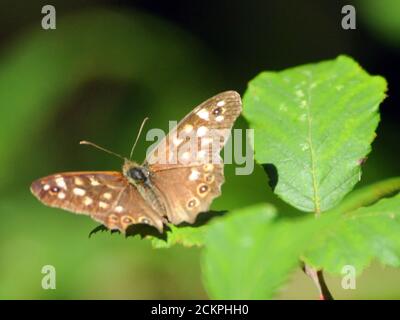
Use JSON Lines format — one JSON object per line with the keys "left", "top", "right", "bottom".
{"left": 295, "top": 89, "right": 304, "bottom": 98}
{"left": 300, "top": 143, "right": 309, "bottom": 151}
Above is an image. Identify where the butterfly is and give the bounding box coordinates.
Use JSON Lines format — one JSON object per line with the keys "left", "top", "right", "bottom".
{"left": 30, "top": 91, "right": 242, "bottom": 233}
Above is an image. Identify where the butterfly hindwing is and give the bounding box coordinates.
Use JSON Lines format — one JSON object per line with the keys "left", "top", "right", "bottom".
{"left": 151, "top": 164, "right": 224, "bottom": 224}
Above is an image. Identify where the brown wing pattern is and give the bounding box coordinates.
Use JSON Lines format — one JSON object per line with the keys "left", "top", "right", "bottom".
{"left": 30, "top": 172, "right": 164, "bottom": 232}
{"left": 145, "top": 91, "right": 242, "bottom": 170}
{"left": 146, "top": 91, "right": 242, "bottom": 224}
{"left": 30, "top": 91, "right": 242, "bottom": 232}
{"left": 151, "top": 164, "right": 224, "bottom": 224}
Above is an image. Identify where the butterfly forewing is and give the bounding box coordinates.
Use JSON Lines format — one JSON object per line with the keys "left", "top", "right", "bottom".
{"left": 145, "top": 91, "right": 242, "bottom": 170}
{"left": 30, "top": 172, "right": 164, "bottom": 232}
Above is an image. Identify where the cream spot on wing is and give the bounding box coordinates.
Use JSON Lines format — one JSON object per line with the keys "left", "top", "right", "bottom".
{"left": 115, "top": 205, "right": 124, "bottom": 213}
{"left": 198, "top": 150, "right": 207, "bottom": 159}
{"left": 89, "top": 177, "right": 100, "bottom": 186}
{"left": 74, "top": 177, "right": 84, "bottom": 186}
{"left": 201, "top": 137, "right": 213, "bottom": 146}
{"left": 183, "top": 124, "right": 193, "bottom": 133}
{"left": 102, "top": 192, "right": 112, "bottom": 200}
{"left": 55, "top": 177, "right": 67, "bottom": 189}
{"left": 196, "top": 108, "right": 209, "bottom": 120}
{"left": 215, "top": 115, "right": 224, "bottom": 122}
{"left": 139, "top": 217, "right": 151, "bottom": 224}
{"left": 197, "top": 126, "right": 208, "bottom": 137}
{"left": 43, "top": 184, "right": 50, "bottom": 191}
{"left": 121, "top": 216, "right": 133, "bottom": 225}
{"left": 57, "top": 192, "right": 66, "bottom": 199}
{"left": 203, "top": 164, "right": 214, "bottom": 172}
{"left": 187, "top": 197, "right": 199, "bottom": 209}
{"left": 197, "top": 184, "right": 209, "bottom": 196}
{"left": 189, "top": 169, "right": 200, "bottom": 181}
{"left": 217, "top": 100, "right": 226, "bottom": 107}
{"left": 181, "top": 151, "right": 191, "bottom": 161}
{"left": 173, "top": 136, "right": 183, "bottom": 146}
{"left": 73, "top": 187, "right": 86, "bottom": 196}
{"left": 83, "top": 197, "right": 93, "bottom": 206}
{"left": 99, "top": 201, "right": 109, "bottom": 209}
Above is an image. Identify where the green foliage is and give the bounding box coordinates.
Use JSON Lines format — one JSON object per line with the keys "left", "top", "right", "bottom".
{"left": 304, "top": 194, "right": 400, "bottom": 274}
{"left": 358, "top": 0, "right": 400, "bottom": 47}
{"left": 336, "top": 177, "right": 400, "bottom": 213}
{"left": 201, "top": 204, "right": 334, "bottom": 299}
{"left": 243, "top": 55, "right": 387, "bottom": 212}
{"left": 139, "top": 55, "right": 398, "bottom": 299}
{"left": 0, "top": 9, "right": 214, "bottom": 185}
{"left": 1, "top": 4, "right": 398, "bottom": 300}
{"left": 151, "top": 224, "right": 207, "bottom": 249}
{"left": 0, "top": 9, "right": 218, "bottom": 299}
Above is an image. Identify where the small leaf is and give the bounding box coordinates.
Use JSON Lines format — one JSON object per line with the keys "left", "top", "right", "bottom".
{"left": 151, "top": 224, "right": 207, "bottom": 249}
{"left": 336, "top": 176, "right": 400, "bottom": 213}
{"left": 243, "top": 55, "right": 387, "bottom": 213}
{"left": 304, "top": 194, "right": 400, "bottom": 274}
{"left": 201, "top": 204, "right": 333, "bottom": 299}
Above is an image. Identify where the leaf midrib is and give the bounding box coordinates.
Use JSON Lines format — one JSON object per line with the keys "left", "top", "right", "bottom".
{"left": 304, "top": 72, "right": 321, "bottom": 214}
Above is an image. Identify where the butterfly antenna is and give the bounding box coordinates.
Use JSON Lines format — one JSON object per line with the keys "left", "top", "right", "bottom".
{"left": 129, "top": 117, "right": 149, "bottom": 159}
{"left": 80, "top": 141, "right": 125, "bottom": 160}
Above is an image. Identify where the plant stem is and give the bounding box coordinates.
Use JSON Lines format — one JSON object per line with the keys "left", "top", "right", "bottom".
{"left": 303, "top": 264, "right": 333, "bottom": 300}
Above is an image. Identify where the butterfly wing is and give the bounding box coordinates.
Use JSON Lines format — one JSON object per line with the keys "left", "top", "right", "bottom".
{"left": 145, "top": 91, "right": 242, "bottom": 224}
{"left": 30, "top": 172, "right": 164, "bottom": 232}
{"left": 150, "top": 164, "right": 224, "bottom": 224}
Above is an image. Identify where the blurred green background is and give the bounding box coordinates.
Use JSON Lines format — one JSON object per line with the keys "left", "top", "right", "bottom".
{"left": 0, "top": 0, "right": 398, "bottom": 299}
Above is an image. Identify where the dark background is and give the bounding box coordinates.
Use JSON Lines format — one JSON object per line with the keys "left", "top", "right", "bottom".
{"left": 0, "top": 0, "right": 398, "bottom": 299}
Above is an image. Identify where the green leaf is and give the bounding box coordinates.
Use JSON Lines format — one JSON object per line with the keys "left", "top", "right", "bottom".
{"left": 201, "top": 204, "right": 333, "bottom": 299}
{"left": 304, "top": 194, "right": 400, "bottom": 274}
{"left": 151, "top": 224, "right": 207, "bottom": 249}
{"left": 336, "top": 177, "right": 400, "bottom": 213}
{"left": 243, "top": 55, "right": 387, "bottom": 213}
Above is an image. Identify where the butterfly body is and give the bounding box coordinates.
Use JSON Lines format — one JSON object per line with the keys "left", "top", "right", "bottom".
{"left": 123, "top": 160, "right": 168, "bottom": 220}
{"left": 31, "top": 91, "right": 242, "bottom": 233}
{"left": 124, "top": 162, "right": 150, "bottom": 186}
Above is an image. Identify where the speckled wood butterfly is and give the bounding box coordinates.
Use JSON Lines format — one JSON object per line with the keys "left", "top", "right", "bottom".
{"left": 30, "top": 91, "right": 242, "bottom": 233}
